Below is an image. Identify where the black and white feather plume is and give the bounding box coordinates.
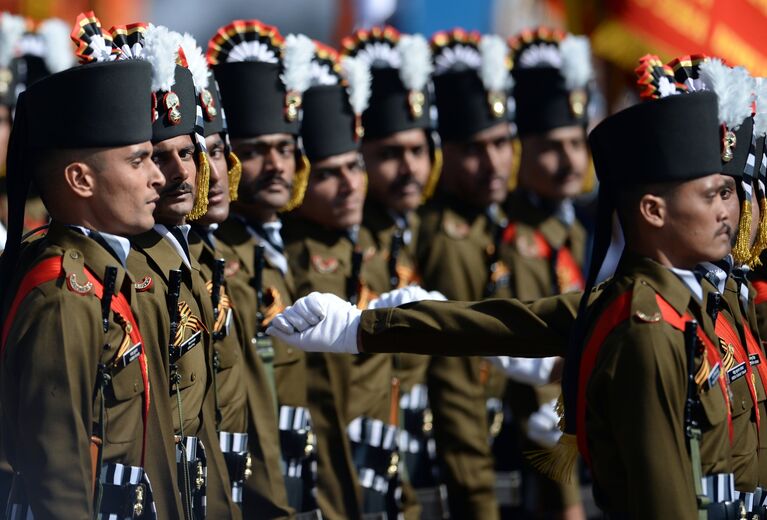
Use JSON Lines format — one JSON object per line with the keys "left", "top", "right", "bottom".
{"left": 0, "top": 13, "right": 25, "bottom": 69}
{"left": 559, "top": 35, "right": 592, "bottom": 90}
{"left": 143, "top": 24, "right": 181, "bottom": 92}
{"left": 38, "top": 18, "right": 75, "bottom": 73}
{"left": 479, "top": 35, "right": 510, "bottom": 92}
{"left": 179, "top": 33, "right": 209, "bottom": 94}
{"left": 282, "top": 33, "right": 315, "bottom": 94}
{"left": 342, "top": 54, "right": 371, "bottom": 116}
{"left": 396, "top": 34, "right": 432, "bottom": 93}
{"left": 699, "top": 58, "right": 754, "bottom": 130}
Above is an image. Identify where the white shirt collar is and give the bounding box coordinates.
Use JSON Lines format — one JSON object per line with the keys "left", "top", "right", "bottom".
{"left": 669, "top": 267, "right": 703, "bottom": 302}
{"left": 70, "top": 225, "right": 131, "bottom": 267}
{"left": 154, "top": 223, "right": 191, "bottom": 268}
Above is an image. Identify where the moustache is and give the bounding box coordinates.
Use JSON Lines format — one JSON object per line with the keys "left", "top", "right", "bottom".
{"left": 719, "top": 223, "right": 734, "bottom": 242}
{"left": 254, "top": 173, "right": 292, "bottom": 191}
{"left": 160, "top": 181, "right": 193, "bottom": 197}
{"left": 389, "top": 175, "right": 423, "bottom": 193}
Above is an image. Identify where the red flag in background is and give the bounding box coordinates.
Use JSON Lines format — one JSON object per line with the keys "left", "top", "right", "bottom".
{"left": 560, "top": 0, "right": 767, "bottom": 75}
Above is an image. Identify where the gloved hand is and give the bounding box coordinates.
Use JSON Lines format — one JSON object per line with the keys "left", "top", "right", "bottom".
{"left": 527, "top": 398, "right": 562, "bottom": 448}
{"left": 484, "top": 356, "right": 558, "bottom": 386}
{"left": 367, "top": 285, "right": 447, "bottom": 310}
{"left": 266, "top": 292, "right": 361, "bottom": 354}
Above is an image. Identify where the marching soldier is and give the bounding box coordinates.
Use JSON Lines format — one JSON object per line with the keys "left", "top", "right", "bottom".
{"left": 95, "top": 19, "right": 238, "bottom": 519}
{"left": 209, "top": 20, "right": 315, "bottom": 518}
{"left": 0, "top": 35, "right": 163, "bottom": 517}
{"left": 492, "top": 27, "right": 594, "bottom": 519}
{"left": 340, "top": 26, "right": 443, "bottom": 519}
{"left": 270, "top": 63, "right": 746, "bottom": 518}
{"left": 182, "top": 35, "right": 252, "bottom": 509}
{"left": 406, "top": 28, "right": 515, "bottom": 520}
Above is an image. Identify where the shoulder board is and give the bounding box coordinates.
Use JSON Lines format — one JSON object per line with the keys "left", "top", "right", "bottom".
{"left": 630, "top": 278, "right": 662, "bottom": 324}
{"left": 61, "top": 248, "right": 93, "bottom": 295}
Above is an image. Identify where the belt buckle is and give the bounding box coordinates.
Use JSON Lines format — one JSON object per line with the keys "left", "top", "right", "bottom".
{"left": 304, "top": 431, "right": 316, "bottom": 457}
{"left": 422, "top": 409, "right": 433, "bottom": 434}
{"left": 244, "top": 452, "right": 253, "bottom": 481}
{"left": 387, "top": 451, "right": 400, "bottom": 478}
{"left": 131, "top": 483, "right": 145, "bottom": 518}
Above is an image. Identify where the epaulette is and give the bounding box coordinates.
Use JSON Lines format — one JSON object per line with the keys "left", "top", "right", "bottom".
{"left": 629, "top": 278, "right": 662, "bottom": 324}
{"left": 61, "top": 248, "right": 93, "bottom": 295}
{"left": 440, "top": 208, "right": 471, "bottom": 240}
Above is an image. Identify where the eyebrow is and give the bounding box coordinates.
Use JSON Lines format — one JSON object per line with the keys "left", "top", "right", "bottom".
{"left": 127, "top": 149, "right": 150, "bottom": 162}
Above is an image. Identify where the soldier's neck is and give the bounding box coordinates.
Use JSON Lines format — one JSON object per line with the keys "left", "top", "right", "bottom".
{"left": 230, "top": 202, "right": 279, "bottom": 226}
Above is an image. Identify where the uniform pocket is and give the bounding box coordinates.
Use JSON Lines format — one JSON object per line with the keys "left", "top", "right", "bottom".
{"left": 105, "top": 358, "right": 145, "bottom": 444}
{"left": 699, "top": 380, "right": 727, "bottom": 427}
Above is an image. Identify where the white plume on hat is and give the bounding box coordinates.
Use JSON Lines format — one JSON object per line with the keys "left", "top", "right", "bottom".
{"left": 479, "top": 35, "right": 510, "bottom": 92}
{"left": 38, "top": 18, "right": 75, "bottom": 73}
{"left": 179, "top": 33, "right": 209, "bottom": 93}
{"left": 282, "top": 33, "right": 315, "bottom": 94}
{"left": 754, "top": 77, "right": 767, "bottom": 138}
{"left": 699, "top": 59, "right": 754, "bottom": 129}
{"left": 0, "top": 13, "right": 26, "bottom": 68}
{"left": 143, "top": 24, "right": 181, "bottom": 92}
{"left": 396, "top": 34, "right": 432, "bottom": 92}
{"left": 228, "top": 40, "right": 279, "bottom": 64}
{"left": 559, "top": 35, "right": 593, "bottom": 90}
{"left": 433, "top": 44, "right": 482, "bottom": 75}
{"left": 355, "top": 40, "right": 400, "bottom": 69}
{"left": 342, "top": 55, "right": 371, "bottom": 115}
{"left": 516, "top": 42, "right": 561, "bottom": 69}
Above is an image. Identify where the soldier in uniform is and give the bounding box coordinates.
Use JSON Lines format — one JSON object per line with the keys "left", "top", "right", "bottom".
{"left": 99, "top": 20, "right": 238, "bottom": 519}
{"left": 0, "top": 39, "right": 164, "bottom": 517}
{"left": 208, "top": 20, "right": 316, "bottom": 518}
{"left": 489, "top": 28, "right": 594, "bottom": 519}
{"left": 271, "top": 67, "right": 747, "bottom": 518}
{"left": 339, "top": 26, "right": 443, "bottom": 519}
{"left": 404, "top": 29, "right": 514, "bottom": 520}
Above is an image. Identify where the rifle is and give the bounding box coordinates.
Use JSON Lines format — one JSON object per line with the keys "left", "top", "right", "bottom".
{"left": 684, "top": 320, "right": 710, "bottom": 514}
{"left": 348, "top": 250, "right": 364, "bottom": 306}
{"left": 211, "top": 258, "right": 226, "bottom": 341}
{"left": 252, "top": 244, "right": 277, "bottom": 411}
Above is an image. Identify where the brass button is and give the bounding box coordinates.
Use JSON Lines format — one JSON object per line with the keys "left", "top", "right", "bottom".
{"left": 125, "top": 323, "right": 133, "bottom": 334}
{"left": 69, "top": 251, "right": 80, "bottom": 259}
{"left": 190, "top": 372, "right": 196, "bottom": 382}
{"left": 251, "top": 338, "right": 258, "bottom": 345}
{"left": 133, "top": 382, "right": 139, "bottom": 392}
{"left": 287, "top": 348, "right": 293, "bottom": 354}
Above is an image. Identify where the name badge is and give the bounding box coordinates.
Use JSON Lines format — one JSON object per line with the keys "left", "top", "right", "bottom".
{"left": 171, "top": 331, "right": 202, "bottom": 363}
{"left": 114, "top": 343, "right": 142, "bottom": 369}
{"left": 749, "top": 353, "right": 762, "bottom": 367}
{"left": 708, "top": 363, "right": 721, "bottom": 390}
{"left": 727, "top": 362, "right": 748, "bottom": 384}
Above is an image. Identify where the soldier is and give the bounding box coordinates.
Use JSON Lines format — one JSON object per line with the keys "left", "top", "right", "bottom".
{"left": 99, "top": 20, "right": 238, "bottom": 519}
{"left": 208, "top": 20, "right": 315, "bottom": 518}
{"left": 398, "top": 28, "right": 515, "bottom": 520}
{"left": 488, "top": 28, "right": 595, "bottom": 519}
{"left": 181, "top": 35, "right": 252, "bottom": 509}
{"left": 339, "top": 26, "right": 443, "bottom": 519}
{"left": 271, "top": 70, "right": 746, "bottom": 518}
{"left": 0, "top": 37, "right": 163, "bottom": 517}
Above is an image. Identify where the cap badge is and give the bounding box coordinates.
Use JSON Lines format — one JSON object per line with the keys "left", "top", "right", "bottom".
{"left": 285, "top": 91, "right": 303, "bottom": 122}
{"left": 487, "top": 91, "right": 506, "bottom": 119}
{"left": 164, "top": 91, "right": 182, "bottom": 125}
{"left": 722, "top": 126, "right": 736, "bottom": 163}
{"left": 200, "top": 89, "right": 217, "bottom": 121}
{"left": 569, "top": 89, "right": 587, "bottom": 118}
{"left": 354, "top": 114, "right": 365, "bottom": 141}
{"left": 151, "top": 92, "right": 159, "bottom": 123}
{"left": 408, "top": 90, "right": 425, "bottom": 119}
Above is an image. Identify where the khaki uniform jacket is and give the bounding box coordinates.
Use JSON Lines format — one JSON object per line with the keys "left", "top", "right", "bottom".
{"left": 282, "top": 215, "right": 385, "bottom": 520}
{"left": 361, "top": 254, "right": 735, "bottom": 516}
{"left": 215, "top": 216, "right": 295, "bottom": 519}
{"left": 414, "top": 192, "right": 501, "bottom": 520}
{"left": 129, "top": 229, "right": 239, "bottom": 519}
{"left": 1, "top": 223, "right": 153, "bottom": 519}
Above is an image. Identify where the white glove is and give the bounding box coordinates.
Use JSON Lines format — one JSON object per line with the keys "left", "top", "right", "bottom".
{"left": 484, "top": 356, "right": 558, "bottom": 386}
{"left": 266, "top": 292, "right": 361, "bottom": 354}
{"left": 527, "top": 398, "right": 562, "bottom": 448}
{"left": 367, "top": 285, "right": 447, "bottom": 309}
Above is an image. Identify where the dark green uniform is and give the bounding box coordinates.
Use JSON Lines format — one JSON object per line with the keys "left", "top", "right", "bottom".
{"left": 215, "top": 216, "right": 301, "bottom": 518}
{"left": 129, "top": 228, "right": 239, "bottom": 519}
{"left": 415, "top": 192, "right": 502, "bottom": 519}
{"left": 1, "top": 223, "right": 157, "bottom": 517}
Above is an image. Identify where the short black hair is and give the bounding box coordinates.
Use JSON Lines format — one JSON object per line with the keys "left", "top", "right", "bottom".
{"left": 615, "top": 180, "right": 680, "bottom": 241}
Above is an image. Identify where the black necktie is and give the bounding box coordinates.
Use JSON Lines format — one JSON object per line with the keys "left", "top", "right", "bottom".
{"left": 170, "top": 226, "right": 191, "bottom": 263}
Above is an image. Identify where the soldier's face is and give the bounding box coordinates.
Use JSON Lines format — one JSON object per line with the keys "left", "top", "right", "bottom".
{"left": 198, "top": 134, "right": 230, "bottom": 225}
{"left": 232, "top": 133, "right": 296, "bottom": 211}
{"left": 518, "top": 125, "right": 589, "bottom": 201}
{"left": 299, "top": 150, "right": 366, "bottom": 229}
{"left": 361, "top": 128, "right": 431, "bottom": 213}
{"left": 152, "top": 134, "right": 197, "bottom": 226}
{"left": 655, "top": 174, "right": 735, "bottom": 267}
{"left": 89, "top": 141, "right": 164, "bottom": 235}
{"left": 442, "top": 122, "right": 512, "bottom": 208}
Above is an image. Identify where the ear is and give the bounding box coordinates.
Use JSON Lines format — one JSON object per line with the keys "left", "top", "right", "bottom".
{"left": 638, "top": 193, "right": 667, "bottom": 229}
{"left": 63, "top": 161, "right": 96, "bottom": 199}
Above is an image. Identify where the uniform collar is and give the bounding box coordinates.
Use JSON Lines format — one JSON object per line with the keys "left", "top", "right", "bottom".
{"left": 154, "top": 223, "right": 191, "bottom": 268}
{"left": 615, "top": 252, "right": 699, "bottom": 315}
{"left": 68, "top": 225, "right": 131, "bottom": 268}
{"left": 506, "top": 189, "right": 575, "bottom": 249}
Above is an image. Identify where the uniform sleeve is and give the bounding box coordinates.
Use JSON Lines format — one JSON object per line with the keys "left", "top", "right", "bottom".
{"left": 359, "top": 292, "right": 581, "bottom": 357}
{"left": 599, "top": 324, "right": 696, "bottom": 517}
{"left": 3, "top": 289, "right": 99, "bottom": 519}
{"left": 417, "top": 226, "right": 485, "bottom": 301}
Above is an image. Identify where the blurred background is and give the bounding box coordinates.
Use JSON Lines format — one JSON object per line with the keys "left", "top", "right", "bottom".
{"left": 1, "top": 0, "right": 765, "bottom": 117}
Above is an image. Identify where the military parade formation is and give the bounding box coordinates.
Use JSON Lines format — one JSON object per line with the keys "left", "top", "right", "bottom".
{"left": 0, "top": 8, "right": 765, "bottom": 520}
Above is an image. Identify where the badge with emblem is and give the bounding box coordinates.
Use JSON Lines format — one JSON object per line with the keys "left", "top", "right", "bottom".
{"left": 200, "top": 89, "right": 217, "bottom": 121}
{"left": 515, "top": 234, "right": 541, "bottom": 258}
{"left": 285, "top": 91, "right": 302, "bottom": 122}
{"left": 66, "top": 272, "right": 93, "bottom": 295}
{"left": 133, "top": 276, "right": 153, "bottom": 292}
{"left": 164, "top": 91, "right": 182, "bottom": 125}
{"left": 224, "top": 260, "right": 240, "bottom": 278}
{"left": 311, "top": 255, "right": 339, "bottom": 274}
{"left": 443, "top": 218, "right": 470, "bottom": 239}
